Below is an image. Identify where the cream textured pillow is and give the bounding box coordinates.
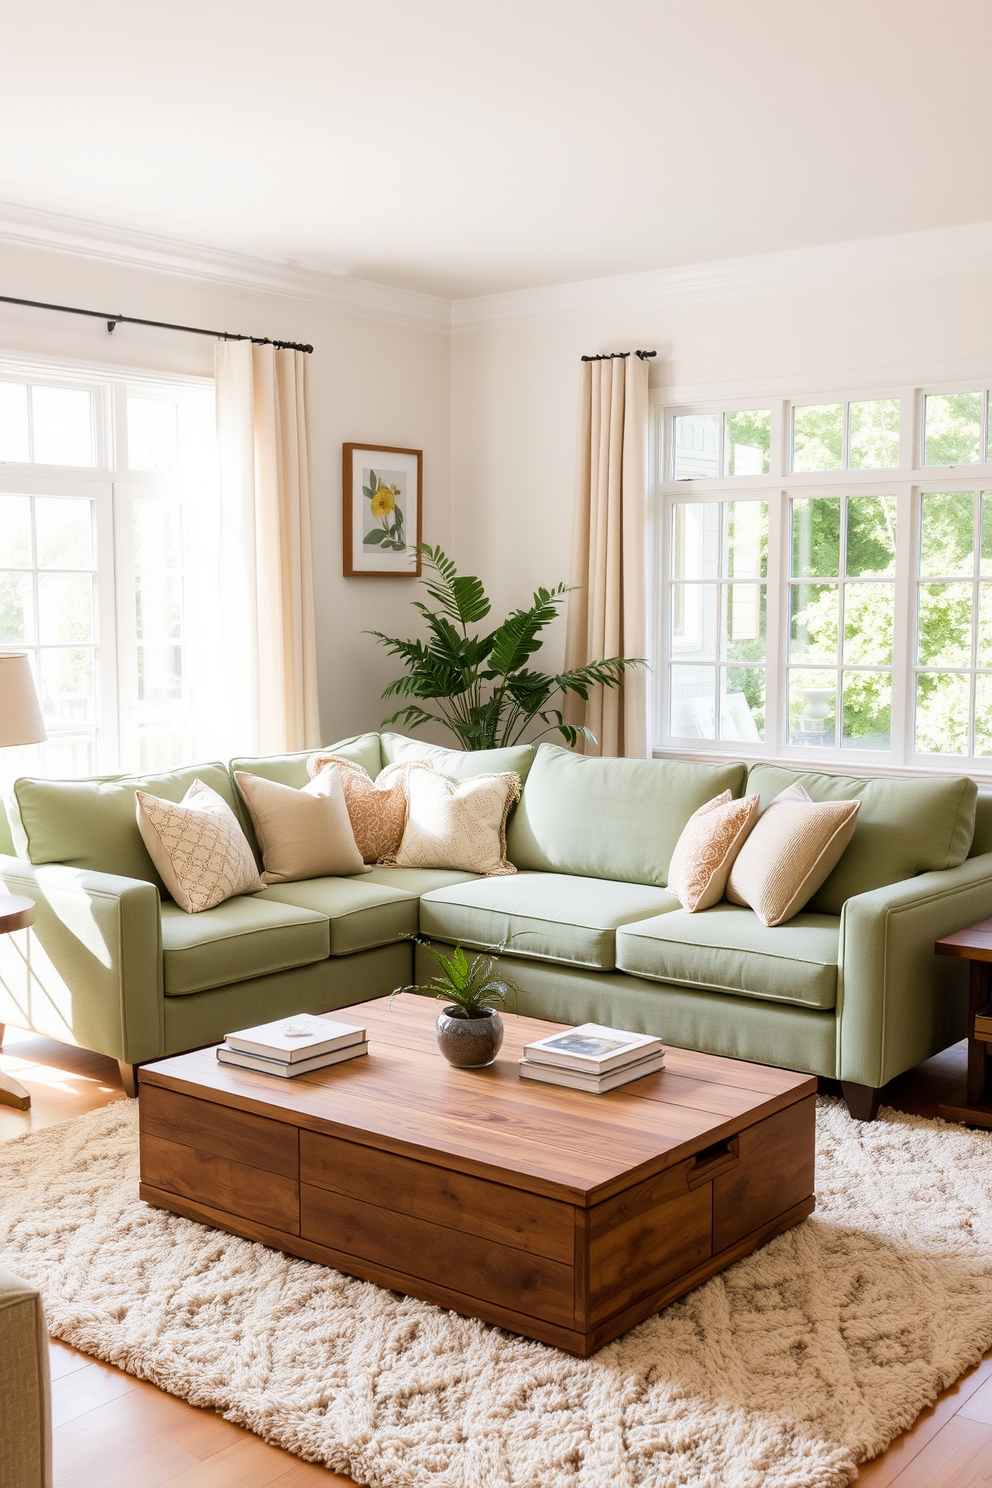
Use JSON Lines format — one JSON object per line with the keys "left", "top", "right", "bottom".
{"left": 726, "top": 783, "right": 861, "bottom": 926}
{"left": 668, "top": 790, "right": 760, "bottom": 913}
{"left": 306, "top": 755, "right": 433, "bottom": 863}
{"left": 135, "top": 780, "right": 264, "bottom": 914}
{"left": 234, "top": 767, "right": 367, "bottom": 884}
{"left": 385, "top": 769, "right": 521, "bottom": 875}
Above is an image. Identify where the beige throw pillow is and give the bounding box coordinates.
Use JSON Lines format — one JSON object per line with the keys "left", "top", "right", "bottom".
{"left": 307, "top": 755, "right": 433, "bottom": 863}
{"left": 668, "top": 790, "right": 760, "bottom": 913}
{"left": 135, "top": 780, "right": 264, "bottom": 914}
{"left": 386, "top": 769, "right": 521, "bottom": 875}
{"left": 726, "top": 783, "right": 861, "bottom": 926}
{"left": 235, "top": 768, "right": 368, "bottom": 885}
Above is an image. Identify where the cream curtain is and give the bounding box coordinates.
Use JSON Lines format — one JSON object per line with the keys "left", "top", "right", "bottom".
{"left": 215, "top": 341, "right": 320, "bottom": 756}
{"left": 563, "top": 353, "right": 650, "bottom": 757}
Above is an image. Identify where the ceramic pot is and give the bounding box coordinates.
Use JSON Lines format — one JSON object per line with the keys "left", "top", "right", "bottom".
{"left": 435, "top": 1006, "right": 504, "bottom": 1068}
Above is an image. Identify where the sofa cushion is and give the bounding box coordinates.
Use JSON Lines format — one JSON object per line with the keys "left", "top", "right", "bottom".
{"left": 380, "top": 733, "right": 535, "bottom": 785}
{"left": 361, "top": 866, "right": 481, "bottom": 895}
{"left": 8, "top": 762, "right": 247, "bottom": 893}
{"left": 160, "top": 896, "right": 330, "bottom": 996}
{"left": 420, "top": 872, "right": 680, "bottom": 971}
{"left": 746, "top": 764, "right": 977, "bottom": 914}
{"left": 231, "top": 732, "right": 383, "bottom": 792}
{"left": 615, "top": 904, "right": 840, "bottom": 1010}
{"left": 506, "top": 744, "right": 747, "bottom": 888}
{"left": 259, "top": 877, "right": 419, "bottom": 955}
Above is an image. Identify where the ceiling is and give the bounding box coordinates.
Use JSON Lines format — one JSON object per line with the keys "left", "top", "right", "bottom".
{"left": 2, "top": 0, "right": 990, "bottom": 300}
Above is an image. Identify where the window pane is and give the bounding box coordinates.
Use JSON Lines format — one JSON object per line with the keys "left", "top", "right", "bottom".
{"left": 673, "top": 414, "right": 719, "bottom": 480}
{"left": 127, "top": 397, "right": 178, "bottom": 472}
{"left": 917, "top": 582, "right": 972, "bottom": 666}
{"left": 920, "top": 491, "right": 974, "bottom": 576}
{"left": 671, "top": 503, "right": 718, "bottom": 579}
{"left": 723, "top": 501, "right": 767, "bottom": 578}
{"left": 975, "top": 675, "right": 992, "bottom": 756}
{"left": 844, "top": 583, "right": 894, "bottom": 665}
{"left": 31, "top": 386, "right": 94, "bottom": 466}
{"left": 790, "top": 583, "right": 838, "bottom": 662}
{"left": 35, "top": 497, "right": 94, "bottom": 570}
{"left": 139, "top": 728, "right": 184, "bottom": 772}
{"left": 138, "top": 644, "right": 183, "bottom": 701}
{"left": 915, "top": 672, "right": 970, "bottom": 754}
{"left": 178, "top": 400, "right": 215, "bottom": 472}
{"left": 719, "top": 667, "right": 764, "bottom": 741}
{"left": 978, "top": 584, "right": 992, "bottom": 666}
{"left": 847, "top": 495, "right": 896, "bottom": 576}
{"left": 133, "top": 500, "right": 182, "bottom": 570}
{"left": 924, "top": 392, "right": 982, "bottom": 466}
{"left": 789, "top": 670, "right": 837, "bottom": 747}
{"left": 849, "top": 399, "right": 900, "bottom": 470}
{"left": 724, "top": 583, "right": 766, "bottom": 661}
{"left": 842, "top": 672, "right": 891, "bottom": 750}
{"left": 981, "top": 492, "right": 992, "bottom": 576}
{"left": 136, "top": 575, "right": 182, "bottom": 641}
{"left": 0, "top": 383, "right": 29, "bottom": 462}
{"left": 723, "top": 410, "right": 770, "bottom": 476}
{"left": 671, "top": 583, "right": 718, "bottom": 659}
{"left": 669, "top": 664, "right": 715, "bottom": 737}
{"left": 0, "top": 572, "right": 33, "bottom": 642}
{"left": 0, "top": 494, "right": 32, "bottom": 566}
{"left": 38, "top": 573, "right": 94, "bottom": 643}
{"left": 792, "top": 404, "right": 843, "bottom": 473}
{"left": 39, "top": 646, "right": 94, "bottom": 724}
{"left": 791, "top": 497, "right": 840, "bottom": 577}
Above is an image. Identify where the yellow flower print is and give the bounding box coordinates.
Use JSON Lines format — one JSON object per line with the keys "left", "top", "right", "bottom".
{"left": 370, "top": 484, "right": 396, "bottom": 520}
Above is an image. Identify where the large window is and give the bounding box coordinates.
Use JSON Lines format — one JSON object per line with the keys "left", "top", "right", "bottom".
{"left": 656, "top": 382, "right": 992, "bottom": 770}
{"left": 0, "top": 358, "right": 218, "bottom": 782}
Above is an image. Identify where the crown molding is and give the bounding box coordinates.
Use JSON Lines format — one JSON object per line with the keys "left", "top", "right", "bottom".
{"left": 451, "top": 221, "right": 992, "bottom": 333}
{"left": 0, "top": 200, "right": 452, "bottom": 333}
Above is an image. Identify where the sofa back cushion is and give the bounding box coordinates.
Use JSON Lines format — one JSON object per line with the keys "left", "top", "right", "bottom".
{"left": 970, "top": 791, "right": 992, "bottom": 858}
{"left": 380, "top": 733, "right": 536, "bottom": 785}
{"left": 231, "top": 732, "right": 383, "bottom": 791}
{"left": 507, "top": 744, "right": 747, "bottom": 887}
{"left": 745, "top": 763, "right": 977, "bottom": 912}
{"left": 8, "top": 762, "right": 245, "bottom": 893}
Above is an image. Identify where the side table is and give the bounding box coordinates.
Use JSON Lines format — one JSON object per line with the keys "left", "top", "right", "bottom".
{"left": 935, "top": 917, "right": 992, "bottom": 1129}
{"left": 0, "top": 893, "right": 35, "bottom": 1111}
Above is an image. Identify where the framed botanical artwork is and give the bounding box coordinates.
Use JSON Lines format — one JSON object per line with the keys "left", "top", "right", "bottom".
{"left": 343, "top": 443, "right": 423, "bottom": 577}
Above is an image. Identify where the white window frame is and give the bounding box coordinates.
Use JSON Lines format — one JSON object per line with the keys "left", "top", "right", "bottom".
{"left": 651, "top": 365, "right": 992, "bottom": 782}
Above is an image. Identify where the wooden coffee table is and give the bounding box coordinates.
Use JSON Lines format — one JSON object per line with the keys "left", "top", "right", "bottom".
{"left": 138, "top": 996, "right": 816, "bottom": 1356}
{"left": 935, "top": 917, "right": 992, "bottom": 1128}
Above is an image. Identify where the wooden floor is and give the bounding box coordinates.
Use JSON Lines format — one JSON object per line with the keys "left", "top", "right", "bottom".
{"left": 2, "top": 1029, "right": 990, "bottom": 1488}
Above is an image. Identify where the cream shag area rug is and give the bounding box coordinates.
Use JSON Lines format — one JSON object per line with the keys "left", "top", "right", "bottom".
{"left": 2, "top": 1101, "right": 992, "bottom": 1488}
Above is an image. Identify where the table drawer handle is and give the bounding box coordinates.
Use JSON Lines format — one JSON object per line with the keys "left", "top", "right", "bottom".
{"left": 686, "top": 1135, "right": 740, "bottom": 1188}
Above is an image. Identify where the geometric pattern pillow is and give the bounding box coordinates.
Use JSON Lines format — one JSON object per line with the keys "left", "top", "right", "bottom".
{"left": 135, "top": 779, "right": 264, "bottom": 913}
{"left": 307, "top": 755, "right": 433, "bottom": 864}
{"left": 726, "top": 783, "right": 861, "bottom": 927}
{"left": 384, "top": 768, "right": 521, "bottom": 876}
{"left": 667, "top": 790, "right": 760, "bottom": 913}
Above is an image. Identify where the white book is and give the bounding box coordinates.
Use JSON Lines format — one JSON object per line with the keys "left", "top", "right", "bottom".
{"left": 217, "top": 1041, "right": 369, "bottom": 1077}
{"left": 225, "top": 1015, "right": 366, "bottom": 1062}
{"left": 519, "top": 1048, "right": 666, "bottom": 1093}
{"left": 522, "top": 1022, "right": 664, "bottom": 1074}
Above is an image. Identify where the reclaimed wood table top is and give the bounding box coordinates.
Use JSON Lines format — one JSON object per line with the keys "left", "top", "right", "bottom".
{"left": 935, "top": 917, "right": 992, "bottom": 962}
{"left": 141, "top": 995, "right": 815, "bottom": 1208}
{"left": 0, "top": 893, "right": 34, "bottom": 934}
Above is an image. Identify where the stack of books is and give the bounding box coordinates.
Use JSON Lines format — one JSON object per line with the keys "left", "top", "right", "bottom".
{"left": 217, "top": 1015, "right": 368, "bottom": 1078}
{"left": 518, "top": 1022, "right": 665, "bottom": 1093}
{"left": 975, "top": 1001, "right": 992, "bottom": 1044}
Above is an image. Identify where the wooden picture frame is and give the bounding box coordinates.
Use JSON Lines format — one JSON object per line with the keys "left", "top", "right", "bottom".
{"left": 343, "top": 443, "right": 423, "bottom": 577}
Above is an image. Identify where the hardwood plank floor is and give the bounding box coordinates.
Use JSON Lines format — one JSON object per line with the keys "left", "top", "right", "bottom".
{"left": 2, "top": 1025, "right": 989, "bottom": 1486}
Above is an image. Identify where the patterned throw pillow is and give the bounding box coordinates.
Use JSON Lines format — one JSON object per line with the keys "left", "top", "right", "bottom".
{"left": 135, "top": 780, "right": 264, "bottom": 913}
{"left": 667, "top": 790, "right": 760, "bottom": 913}
{"left": 234, "top": 767, "right": 367, "bottom": 884}
{"left": 726, "top": 783, "right": 861, "bottom": 926}
{"left": 307, "top": 755, "right": 432, "bottom": 863}
{"left": 384, "top": 769, "right": 521, "bottom": 875}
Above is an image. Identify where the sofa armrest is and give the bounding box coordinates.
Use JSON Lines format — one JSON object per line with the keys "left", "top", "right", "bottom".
{"left": 0, "top": 1266, "right": 52, "bottom": 1488}
{"left": 838, "top": 851, "right": 992, "bottom": 1087}
{"left": 0, "top": 854, "right": 163, "bottom": 1065}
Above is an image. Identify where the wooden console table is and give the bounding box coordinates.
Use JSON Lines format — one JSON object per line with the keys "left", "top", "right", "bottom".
{"left": 0, "top": 893, "right": 35, "bottom": 1111}
{"left": 935, "top": 918, "right": 992, "bottom": 1129}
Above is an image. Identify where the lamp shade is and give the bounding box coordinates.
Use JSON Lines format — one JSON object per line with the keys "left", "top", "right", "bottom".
{"left": 0, "top": 653, "right": 47, "bottom": 747}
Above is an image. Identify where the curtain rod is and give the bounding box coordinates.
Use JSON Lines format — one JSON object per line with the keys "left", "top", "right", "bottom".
{"left": 0, "top": 293, "right": 314, "bottom": 354}
{"left": 580, "top": 349, "right": 656, "bottom": 362}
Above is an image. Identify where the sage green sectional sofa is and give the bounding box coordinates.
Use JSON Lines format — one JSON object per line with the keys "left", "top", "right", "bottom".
{"left": 2, "top": 731, "right": 990, "bottom": 1120}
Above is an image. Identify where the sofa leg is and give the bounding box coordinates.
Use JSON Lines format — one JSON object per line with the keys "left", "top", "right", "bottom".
{"left": 117, "top": 1061, "right": 139, "bottom": 1099}
{"left": 841, "top": 1081, "right": 882, "bottom": 1122}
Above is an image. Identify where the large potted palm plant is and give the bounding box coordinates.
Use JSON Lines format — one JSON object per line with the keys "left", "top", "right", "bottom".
{"left": 370, "top": 544, "right": 645, "bottom": 749}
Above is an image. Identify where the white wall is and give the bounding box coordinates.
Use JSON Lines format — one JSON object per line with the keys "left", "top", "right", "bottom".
{"left": 0, "top": 243, "right": 452, "bottom": 746}
{"left": 450, "top": 261, "right": 992, "bottom": 674}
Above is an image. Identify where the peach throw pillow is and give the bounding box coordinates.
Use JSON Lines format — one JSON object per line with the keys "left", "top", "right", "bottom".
{"left": 135, "top": 779, "right": 264, "bottom": 913}
{"left": 307, "top": 755, "right": 432, "bottom": 863}
{"left": 234, "top": 767, "right": 368, "bottom": 884}
{"left": 726, "top": 783, "right": 861, "bottom": 926}
{"left": 667, "top": 790, "right": 760, "bottom": 912}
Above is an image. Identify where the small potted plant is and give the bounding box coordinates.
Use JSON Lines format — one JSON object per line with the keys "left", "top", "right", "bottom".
{"left": 394, "top": 939, "right": 521, "bottom": 1068}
